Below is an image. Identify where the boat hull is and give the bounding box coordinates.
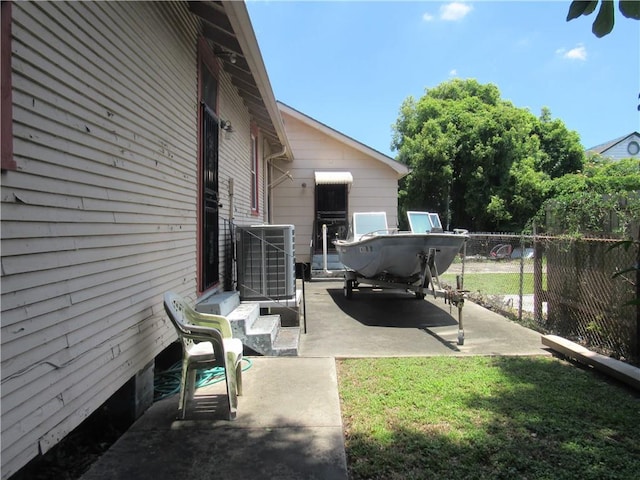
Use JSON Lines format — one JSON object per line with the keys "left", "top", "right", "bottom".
{"left": 333, "top": 232, "right": 467, "bottom": 280}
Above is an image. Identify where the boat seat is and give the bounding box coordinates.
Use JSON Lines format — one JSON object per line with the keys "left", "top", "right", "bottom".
{"left": 163, "top": 291, "right": 243, "bottom": 420}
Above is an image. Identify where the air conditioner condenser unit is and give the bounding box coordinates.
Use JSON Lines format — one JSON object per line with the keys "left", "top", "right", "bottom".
{"left": 236, "top": 224, "right": 295, "bottom": 300}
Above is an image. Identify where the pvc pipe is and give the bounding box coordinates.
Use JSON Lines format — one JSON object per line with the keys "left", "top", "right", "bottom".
{"left": 323, "top": 224, "right": 328, "bottom": 271}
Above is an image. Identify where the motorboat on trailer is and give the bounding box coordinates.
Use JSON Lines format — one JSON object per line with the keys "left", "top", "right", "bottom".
{"left": 333, "top": 211, "right": 468, "bottom": 298}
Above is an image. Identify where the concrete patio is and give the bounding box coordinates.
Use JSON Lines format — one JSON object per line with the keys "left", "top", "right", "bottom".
{"left": 80, "top": 279, "right": 550, "bottom": 480}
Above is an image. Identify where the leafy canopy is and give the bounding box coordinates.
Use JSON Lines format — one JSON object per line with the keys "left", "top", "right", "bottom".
{"left": 392, "top": 79, "right": 583, "bottom": 232}
{"left": 536, "top": 157, "right": 640, "bottom": 236}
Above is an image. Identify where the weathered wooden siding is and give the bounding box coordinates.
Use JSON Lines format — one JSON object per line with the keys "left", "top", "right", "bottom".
{"left": 213, "top": 63, "right": 269, "bottom": 292}
{"left": 0, "top": 2, "right": 201, "bottom": 477}
{"left": 217, "top": 67, "right": 266, "bottom": 227}
{"left": 272, "top": 111, "right": 400, "bottom": 263}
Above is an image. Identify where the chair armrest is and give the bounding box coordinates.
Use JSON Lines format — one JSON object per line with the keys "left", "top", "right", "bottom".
{"left": 182, "top": 322, "right": 225, "bottom": 345}
{"left": 186, "top": 310, "right": 234, "bottom": 338}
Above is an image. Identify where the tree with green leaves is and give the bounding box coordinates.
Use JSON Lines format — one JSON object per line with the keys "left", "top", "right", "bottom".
{"left": 567, "top": 0, "right": 640, "bottom": 37}
{"left": 392, "top": 79, "right": 583, "bottom": 232}
{"left": 534, "top": 157, "right": 640, "bottom": 235}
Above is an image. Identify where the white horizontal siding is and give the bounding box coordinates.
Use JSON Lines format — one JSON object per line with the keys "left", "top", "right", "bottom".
{"left": 1, "top": 1, "right": 200, "bottom": 478}
{"left": 272, "top": 112, "right": 400, "bottom": 262}
{"left": 210, "top": 59, "right": 263, "bottom": 290}
{"left": 216, "top": 65, "right": 261, "bottom": 226}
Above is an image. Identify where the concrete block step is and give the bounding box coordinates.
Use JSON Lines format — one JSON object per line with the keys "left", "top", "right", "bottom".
{"left": 195, "top": 291, "right": 240, "bottom": 317}
{"left": 246, "top": 315, "right": 280, "bottom": 343}
{"left": 224, "top": 301, "right": 300, "bottom": 357}
{"left": 271, "top": 327, "right": 300, "bottom": 356}
{"left": 311, "top": 269, "right": 345, "bottom": 279}
{"left": 226, "top": 302, "right": 260, "bottom": 335}
{"left": 312, "top": 254, "right": 344, "bottom": 271}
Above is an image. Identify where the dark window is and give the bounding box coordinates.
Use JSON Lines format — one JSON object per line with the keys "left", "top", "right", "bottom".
{"left": 201, "top": 58, "right": 217, "bottom": 111}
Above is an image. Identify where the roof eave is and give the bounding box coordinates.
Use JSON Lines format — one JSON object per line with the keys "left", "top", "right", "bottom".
{"left": 278, "top": 102, "right": 408, "bottom": 178}
{"left": 222, "top": 1, "right": 292, "bottom": 160}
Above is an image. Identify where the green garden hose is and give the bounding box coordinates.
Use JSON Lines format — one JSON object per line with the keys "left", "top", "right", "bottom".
{"left": 154, "top": 357, "right": 253, "bottom": 401}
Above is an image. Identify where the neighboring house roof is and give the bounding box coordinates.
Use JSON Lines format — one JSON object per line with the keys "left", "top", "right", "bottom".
{"left": 277, "top": 101, "right": 409, "bottom": 178}
{"left": 190, "top": 1, "right": 292, "bottom": 159}
{"left": 586, "top": 131, "right": 640, "bottom": 155}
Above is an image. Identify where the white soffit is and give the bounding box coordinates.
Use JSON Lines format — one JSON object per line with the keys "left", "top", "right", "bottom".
{"left": 314, "top": 171, "right": 353, "bottom": 185}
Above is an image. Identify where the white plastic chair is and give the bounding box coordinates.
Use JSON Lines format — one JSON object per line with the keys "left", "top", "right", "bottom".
{"left": 163, "top": 292, "right": 243, "bottom": 420}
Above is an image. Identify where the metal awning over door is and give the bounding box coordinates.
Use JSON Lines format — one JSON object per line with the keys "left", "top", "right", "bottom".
{"left": 314, "top": 171, "right": 353, "bottom": 185}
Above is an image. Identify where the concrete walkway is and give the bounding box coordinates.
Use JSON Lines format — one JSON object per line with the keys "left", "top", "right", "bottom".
{"left": 80, "top": 356, "right": 347, "bottom": 480}
{"left": 80, "top": 279, "right": 549, "bottom": 480}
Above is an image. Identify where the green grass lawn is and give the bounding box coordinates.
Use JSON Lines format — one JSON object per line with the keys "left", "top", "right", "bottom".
{"left": 338, "top": 356, "right": 640, "bottom": 480}
{"left": 440, "top": 272, "right": 547, "bottom": 295}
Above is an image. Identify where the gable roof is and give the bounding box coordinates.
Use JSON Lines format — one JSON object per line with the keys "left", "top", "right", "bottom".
{"left": 586, "top": 131, "right": 640, "bottom": 154}
{"left": 277, "top": 101, "right": 409, "bottom": 178}
{"left": 189, "top": 1, "right": 292, "bottom": 159}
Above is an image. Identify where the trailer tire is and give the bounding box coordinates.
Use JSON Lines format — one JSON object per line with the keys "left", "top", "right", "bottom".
{"left": 344, "top": 280, "right": 353, "bottom": 299}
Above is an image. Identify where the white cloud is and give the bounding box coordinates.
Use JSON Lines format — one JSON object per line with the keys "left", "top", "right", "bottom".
{"left": 557, "top": 44, "right": 587, "bottom": 61}
{"left": 440, "top": 2, "right": 473, "bottom": 21}
{"left": 565, "top": 44, "right": 587, "bottom": 60}
{"left": 449, "top": 69, "right": 458, "bottom": 76}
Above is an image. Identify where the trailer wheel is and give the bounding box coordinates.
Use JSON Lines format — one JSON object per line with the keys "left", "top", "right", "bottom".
{"left": 344, "top": 280, "right": 353, "bottom": 299}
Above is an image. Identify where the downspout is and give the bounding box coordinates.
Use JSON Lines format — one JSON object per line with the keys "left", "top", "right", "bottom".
{"left": 265, "top": 146, "right": 288, "bottom": 224}
{"left": 266, "top": 145, "right": 287, "bottom": 163}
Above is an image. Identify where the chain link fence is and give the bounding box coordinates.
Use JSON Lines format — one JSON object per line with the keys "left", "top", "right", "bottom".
{"left": 442, "top": 233, "right": 639, "bottom": 365}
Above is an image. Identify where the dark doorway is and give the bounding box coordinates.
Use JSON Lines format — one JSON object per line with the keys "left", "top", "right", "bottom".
{"left": 314, "top": 183, "right": 348, "bottom": 253}
{"left": 200, "top": 55, "right": 220, "bottom": 292}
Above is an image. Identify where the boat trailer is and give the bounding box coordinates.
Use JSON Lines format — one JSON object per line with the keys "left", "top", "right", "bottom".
{"left": 342, "top": 249, "right": 468, "bottom": 345}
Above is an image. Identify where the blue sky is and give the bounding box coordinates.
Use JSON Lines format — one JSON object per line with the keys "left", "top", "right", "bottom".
{"left": 246, "top": 0, "right": 639, "bottom": 158}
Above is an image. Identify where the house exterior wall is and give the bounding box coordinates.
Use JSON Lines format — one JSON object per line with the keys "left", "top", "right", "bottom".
{"left": 217, "top": 72, "right": 267, "bottom": 226}
{"left": 0, "top": 2, "right": 263, "bottom": 478}
{"left": 271, "top": 111, "right": 400, "bottom": 264}
{"left": 601, "top": 132, "right": 640, "bottom": 160}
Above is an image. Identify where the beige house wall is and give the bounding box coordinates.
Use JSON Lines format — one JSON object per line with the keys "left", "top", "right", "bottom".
{"left": 271, "top": 107, "right": 406, "bottom": 264}
{"left": 0, "top": 2, "right": 269, "bottom": 478}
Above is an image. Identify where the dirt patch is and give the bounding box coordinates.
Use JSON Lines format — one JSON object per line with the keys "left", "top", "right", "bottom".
{"left": 10, "top": 405, "right": 131, "bottom": 480}
{"left": 448, "top": 259, "right": 537, "bottom": 274}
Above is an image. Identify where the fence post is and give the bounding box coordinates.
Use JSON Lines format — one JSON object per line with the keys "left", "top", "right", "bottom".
{"left": 533, "top": 225, "right": 544, "bottom": 324}
{"left": 518, "top": 233, "right": 524, "bottom": 321}
{"left": 302, "top": 262, "right": 307, "bottom": 334}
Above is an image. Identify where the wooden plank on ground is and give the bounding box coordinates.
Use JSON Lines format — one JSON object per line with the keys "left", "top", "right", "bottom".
{"left": 541, "top": 334, "right": 640, "bottom": 391}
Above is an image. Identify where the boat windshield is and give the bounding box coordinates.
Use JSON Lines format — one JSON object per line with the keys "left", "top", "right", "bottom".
{"left": 353, "top": 212, "right": 388, "bottom": 239}
{"left": 429, "top": 213, "right": 442, "bottom": 229}
{"left": 408, "top": 211, "right": 431, "bottom": 233}
{"left": 407, "top": 211, "right": 443, "bottom": 233}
